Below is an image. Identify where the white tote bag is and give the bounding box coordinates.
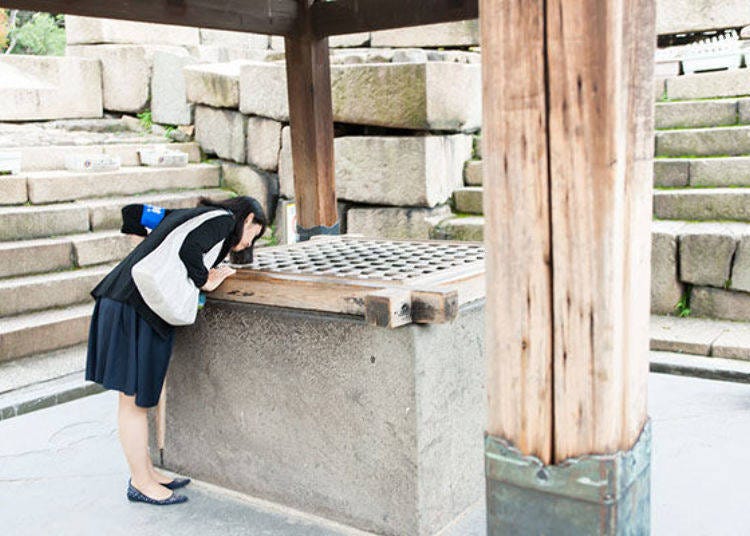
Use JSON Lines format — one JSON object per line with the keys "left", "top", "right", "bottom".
{"left": 131, "top": 209, "right": 229, "bottom": 325}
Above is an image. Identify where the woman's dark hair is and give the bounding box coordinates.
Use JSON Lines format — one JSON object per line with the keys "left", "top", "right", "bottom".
{"left": 198, "top": 195, "right": 268, "bottom": 263}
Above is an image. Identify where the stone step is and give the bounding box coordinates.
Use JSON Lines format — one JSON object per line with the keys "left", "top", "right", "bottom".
{"left": 0, "top": 142, "right": 200, "bottom": 172}
{"left": 650, "top": 351, "right": 750, "bottom": 384}
{"left": 0, "top": 265, "right": 113, "bottom": 317}
{"left": 3, "top": 163, "right": 220, "bottom": 205}
{"left": 0, "top": 188, "right": 230, "bottom": 241}
{"left": 654, "top": 156, "right": 750, "bottom": 188}
{"left": 452, "top": 187, "right": 483, "bottom": 214}
{"left": 0, "top": 303, "right": 92, "bottom": 362}
{"left": 655, "top": 125, "right": 750, "bottom": 157}
{"left": 653, "top": 188, "right": 750, "bottom": 222}
{"left": 0, "top": 230, "right": 137, "bottom": 279}
{"left": 429, "top": 215, "right": 484, "bottom": 241}
{"left": 468, "top": 156, "right": 750, "bottom": 189}
{"left": 655, "top": 97, "right": 750, "bottom": 129}
{"left": 665, "top": 69, "right": 750, "bottom": 101}
{"left": 650, "top": 314, "right": 750, "bottom": 361}
{"left": 0, "top": 344, "right": 87, "bottom": 396}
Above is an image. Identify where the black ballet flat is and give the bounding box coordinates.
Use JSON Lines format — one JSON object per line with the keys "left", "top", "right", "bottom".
{"left": 164, "top": 477, "right": 191, "bottom": 490}
{"left": 127, "top": 478, "right": 188, "bottom": 505}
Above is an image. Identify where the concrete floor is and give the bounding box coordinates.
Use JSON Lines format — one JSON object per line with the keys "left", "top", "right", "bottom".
{"left": 1, "top": 373, "right": 748, "bottom": 535}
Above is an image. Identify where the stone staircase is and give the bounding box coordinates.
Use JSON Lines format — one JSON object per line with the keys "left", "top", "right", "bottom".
{"left": 0, "top": 121, "right": 230, "bottom": 381}
{"left": 430, "top": 67, "right": 750, "bottom": 365}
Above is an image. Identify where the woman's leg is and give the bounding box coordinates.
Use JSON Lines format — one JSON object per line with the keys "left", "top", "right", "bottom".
{"left": 117, "top": 392, "right": 172, "bottom": 498}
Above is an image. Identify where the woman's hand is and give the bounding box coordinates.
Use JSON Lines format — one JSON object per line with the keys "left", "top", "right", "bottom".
{"left": 200, "top": 265, "right": 237, "bottom": 292}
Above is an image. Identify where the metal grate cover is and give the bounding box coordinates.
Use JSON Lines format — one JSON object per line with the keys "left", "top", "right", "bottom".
{"left": 242, "top": 236, "right": 485, "bottom": 281}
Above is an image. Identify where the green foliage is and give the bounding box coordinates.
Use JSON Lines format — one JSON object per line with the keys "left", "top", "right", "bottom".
{"left": 675, "top": 289, "right": 691, "bottom": 317}
{"left": 137, "top": 110, "right": 153, "bottom": 132}
{"left": 8, "top": 12, "right": 65, "bottom": 56}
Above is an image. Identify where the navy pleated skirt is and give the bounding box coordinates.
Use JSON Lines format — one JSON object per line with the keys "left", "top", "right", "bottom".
{"left": 85, "top": 297, "right": 175, "bottom": 408}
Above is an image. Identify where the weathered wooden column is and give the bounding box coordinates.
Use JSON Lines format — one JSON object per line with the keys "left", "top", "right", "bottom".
{"left": 284, "top": 0, "right": 339, "bottom": 241}
{"left": 480, "top": 0, "right": 655, "bottom": 532}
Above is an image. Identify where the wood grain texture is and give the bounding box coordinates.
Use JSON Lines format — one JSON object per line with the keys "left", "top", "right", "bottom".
{"left": 0, "top": 0, "right": 298, "bottom": 35}
{"left": 546, "top": 0, "right": 654, "bottom": 460}
{"left": 480, "top": 0, "right": 554, "bottom": 463}
{"left": 311, "top": 0, "right": 478, "bottom": 37}
{"left": 284, "top": 0, "right": 338, "bottom": 233}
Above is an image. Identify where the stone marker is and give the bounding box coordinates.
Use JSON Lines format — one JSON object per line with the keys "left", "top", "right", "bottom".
{"left": 65, "top": 15, "right": 200, "bottom": 46}
{"left": 151, "top": 50, "right": 198, "bottom": 125}
{"left": 194, "top": 105, "right": 247, "bottom": 163}
{"left": 0, "top": 56, "right": 102, "bottom": 121}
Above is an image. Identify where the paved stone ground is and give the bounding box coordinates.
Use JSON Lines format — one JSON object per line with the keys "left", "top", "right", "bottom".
{"left": 1, "top": 373, "right": 748, "bottom": 535}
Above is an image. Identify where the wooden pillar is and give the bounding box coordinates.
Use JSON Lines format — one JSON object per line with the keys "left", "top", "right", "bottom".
{"left": 481, "top": 0, "right": 655, "bottom": 531}
{"left": 284, "top": 0, "right": 339, "bottom": 241}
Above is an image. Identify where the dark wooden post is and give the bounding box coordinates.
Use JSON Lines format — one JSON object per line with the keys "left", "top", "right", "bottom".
{"left": 481, "top": 0, "right": 655, "bottom": 532}
{"left": 284, "top": 0, "right": 339, "bottom": 241}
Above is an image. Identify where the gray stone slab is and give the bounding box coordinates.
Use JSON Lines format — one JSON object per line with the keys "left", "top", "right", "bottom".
{"left": 429, "top": 216, "right": 484, "bottom": 242}
{"left": 0, "top": 265, "right": 108, "bottom": 316}
{"left": 653, "top": 188, "right": 750, "bottom": 221}
{"left": 649, "top": 314, "right": 731, "bottom": 355}
{"left": 655, "top": 126, "right": 750, "bottom": 157}
{"left": 0, "top": 204, "right": 90, "bottom": 241}
{"left": 370, "top": 20, "right": 479, "bottom": 47}
{"left": 653, "top": 159, "right": 689, "bottom": 187}
{"left": 691, "top": 286, "right": 750, "bottom": 322}
{"left": 220, "top": 162, "right": 279, "bottom": 219}
{"left": 71, "top": 231, "right": 138, "bottom": 267}
{"left": 246, "top": 116, "right": 282, "bottom": 171}
{"left": 151, "top": 50, "right": 197, "bottom": 126}
{"left": 0, "top": 344, "right": 86, "bottom": 395}
{"left": 0, "top": 55, "right": 102, "bottom": 121}
{"left": 464, "top": 159, "right": 482, "bottom": 186}
{"left": 739, "top": 98, "right": 750, "bottom": 124}
{"left": 65, "top": 15, "right": 200, "bottom": 46}
{"left": 655, "top": 99, "right": 738, "bottom": 129}
{"left": 334, "top": 134, "right": 473, "bottom": 207}
{"left": 240, "top": 61, "right": 482, "bottom": 131}
{"left": 731, "top": 233, "right": 750, "bottom": 292}
{"left": 689, "top": 156, "right": 750, "bottom": 187}
{"left": 25, "top": 164, "right": 220, "bottom": 204}
{"left": 656, "top": 1, "right": 750, "bottom": 34}
{"left": 195, "top": 105, "right": 247, "bottom": 163}
{"left": 650, "top": 351, "right": 750, "bottom": 383}
{"left": 199, "top": 29, "right": 269, "bottom": 49}
{"left": 184, "top": 61, "right": 243, "bottom": 109}
{"left": 712, "top": 326, "right": 750, "bottom": 361}
{"left": 0, "top": 236, "right": 73, "bottom": 278}
{"left": 678, "top": 222, "right": 737, "bottom": 287}
{"left": 453, "top": 187, "right": 483, "bottom": 214}
{"left": 0, "top": 176, "right": 27, "bottom": 205}
{"left": 66, "top": 44, "right": 186, "bottom": 114}
{"left": 651, "top": 220, "right": 686, "bottom": 315}
{"left": 666, "top": 69, "right": 750, "bottom": 100}
{"left": 345, "top": 204, "right": 452, "bottom": 240}
{"left": 0, "top": 303, "right": 92, "bottom": 362}
{"left": 149, "top": 299, "right": 486, "bottom": 536}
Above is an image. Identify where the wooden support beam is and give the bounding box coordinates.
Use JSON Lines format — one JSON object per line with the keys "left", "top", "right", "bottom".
{"left": 481, "top": 0, "right": 554, "bottom": 464}
{"left": 546, "top": 0, "right": 655, "bottom": 461}
{"left": 0, "top": 0, "right": 299, "bottom": 35}
{"left": 482, "top": 0, "right": 654, "bottom": 464}
{"left": 311, "top": 0, "right": 478, "bottom": 37}
{"left": 284, "top": 0, "right": 338, "bottom": 240}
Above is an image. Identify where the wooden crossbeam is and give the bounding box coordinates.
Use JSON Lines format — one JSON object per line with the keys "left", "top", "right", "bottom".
{"left": 0, "top": 0, "right": 299, "bottom": 35}
{"left": 311, "top": 0, "right": 478, "bottom": 37}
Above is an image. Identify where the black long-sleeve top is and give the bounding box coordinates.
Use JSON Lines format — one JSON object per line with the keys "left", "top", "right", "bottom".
{"left": 91, "top": 206, "right": 235, "bottom": 339}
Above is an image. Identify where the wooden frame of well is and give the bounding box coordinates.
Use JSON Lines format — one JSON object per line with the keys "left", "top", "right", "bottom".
{"left": 4, "top": 0, "right": 656, "bottom": 533}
